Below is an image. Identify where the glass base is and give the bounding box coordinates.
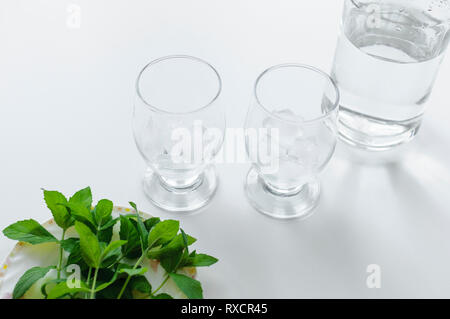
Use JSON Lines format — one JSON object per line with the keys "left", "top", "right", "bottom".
{"left": 338, "top": 107, "right": 422, "bottom": 151}
{"left": 244, "top": 168, "right": 320, "bottom": 220}
{"left": 142, "top": 166, "right": 218, "bottom": 212}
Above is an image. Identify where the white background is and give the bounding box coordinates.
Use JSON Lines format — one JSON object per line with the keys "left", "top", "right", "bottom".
{"left": 1, "top": 0, "right": 450, "bottom": 298}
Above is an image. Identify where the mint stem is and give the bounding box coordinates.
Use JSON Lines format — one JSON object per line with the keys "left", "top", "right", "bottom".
{"left": 117, "top": 249, "right": 148, "bottom": 299}
{"left": 107, "top": 254, "right": 124, "bottom": 270}
{"left": 56, "top": 229, "right": 66, "bottom": 279}
{"left": 90, "top": 267, "right": 99, "bottom": 299}
{"left": 85, "top": 267, "right": 93, "bottom": 299}
{"left": 151, "top": 274, "right": 169, "bottom": 296}
{"left": 86, "top": 267, "right": 92, "bottom": 285}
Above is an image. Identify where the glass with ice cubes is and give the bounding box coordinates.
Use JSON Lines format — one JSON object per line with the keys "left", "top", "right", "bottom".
{"left": 244, "top": 64, "right": 340, "bottom": 219}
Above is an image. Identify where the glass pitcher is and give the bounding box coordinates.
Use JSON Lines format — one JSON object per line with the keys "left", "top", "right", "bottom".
{"left": 332, "top": 0, "right": 450, "bottom": 150}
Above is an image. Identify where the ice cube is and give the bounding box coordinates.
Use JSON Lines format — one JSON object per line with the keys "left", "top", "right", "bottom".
{"left": 262, "top": 109, "right": 305, "bottom": 152}
{"left": 288, "top": 137, "right": 320, "bottom": 168}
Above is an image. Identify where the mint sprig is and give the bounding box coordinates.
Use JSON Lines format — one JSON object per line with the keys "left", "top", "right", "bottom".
{"left": 2, "top": 187, "right": 218, "bottom": 299}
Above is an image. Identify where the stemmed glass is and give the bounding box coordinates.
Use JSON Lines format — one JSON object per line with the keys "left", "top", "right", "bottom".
{"left": 133, "top": 55, "right": 225, "bottom": 212}
{"left": 244, "top": 64, "right": 340, "bottom": 219}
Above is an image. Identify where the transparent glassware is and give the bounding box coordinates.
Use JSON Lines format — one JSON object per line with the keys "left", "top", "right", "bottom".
{"left": 244, "top": 64, "right": 340, "bottom": 220}
{"left": 332, "top": 0, "right": 450, "bottom": 151}
{"left": 133, "top": 55, "right": 225, "bottom": 212}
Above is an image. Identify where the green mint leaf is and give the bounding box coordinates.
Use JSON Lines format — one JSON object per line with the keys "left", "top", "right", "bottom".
{"left": 43, "top": 190, "right": 72, "bottom": 229}
{"left": 160, "top": 249, "right": 183, "bottom": 273}
{"left": 47, "top": 281, "right": 90, "bottom": 299}
{"left": 69, "top": 186, "right": 92, "bottom": 209}
{"left": 100, "top": 250, "right": 121, "bottom": 269}
{"left": 99, "top": 217, "right": 119, "bottom": 231}
{"left": 147, "top": 233, "right": 196, "bottom": 260}
{"left": 180, "top": 228, "right": 189, "bottom": 258}
{"left": 96, "top": 277, "right": 133, "bottom": 299}
{"left": 60, "top": 238, "right": 79, "bottom": 253}
{"left": 165, "top": 233, "right": 196, "bottom": 250}
{"left": 66, "top": 243, "right": 89, "bottom": 273}
{"left": 166, "top": 228, "right": 190, "bottom": 272}
{"left": 67, "top": 243, "right": 82, "bottom": 265}
{"left": 101, "top": 240, "right": 127, "bottom": 260}
{"left": 184, "top": 253, "right": 219, "bottom": 267}
{"left": 144, "top": 217, "right": 160, "bottom": 232}
{"left": 97, "top": 216, "right": 119, "bottom": 245}
{"left": 152, "top": 293, "right": 173, "bottom": 299}
{"left": 169, "top": 273, "right": 203, "bottom": 299}
{"left": 116, "top": 263, "right": 133, "bottom": 271}
{"left": 3, "top": 219, "right": 58, "bottom": 245}
{"left": 93, "top": 266, "right": 124, "bottom": 292}
{"left": 65, "top": 202, "right": 96, "bottom": 228}
{"left": 97, "top": 222, "right": 113, "bottom": 244}
{"left": 119, "top": 216, "right": 141, "bottom": 259}
{"left": 129, "top": 276, "right": 152, "bottom": 294}
{"left": 118, "top": 267, "right": 148, "bottom": 277}
{"left": 13, "top": 266, "right": 55, "bottom": 299}
{"left": 94, "top": 199, "right": 113, "bottom": 225}
{"left": 147, "top": 234, "right": 197, "bottom": 269}
{"left": 129, "top": 202, "right": 148, "bottom": 251}
{"left": 75, "top": 221, "right": 101, "bottom": 268}
{"left": 66, "top": 245, "right": 90, "bottom": 274}
{"left": 40, "top": 278, "right": 65, "bottom": 298}
{"left": 148, "top": 219, "right": 179, "bottom": 248}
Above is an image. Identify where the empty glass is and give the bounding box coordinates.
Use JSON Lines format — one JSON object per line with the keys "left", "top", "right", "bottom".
{"left": 332, "top": 0, "right": 450, "bottom": 150}
{"left": 244, "top": 64, "right": 340, "bottom": 220}
{"left": 133, "top": 55, "right": 225, "bottom": 212}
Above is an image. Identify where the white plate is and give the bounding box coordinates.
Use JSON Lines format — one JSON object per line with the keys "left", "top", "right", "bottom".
{"left": 0, "top": 206, "right": 195, "bottom": 299}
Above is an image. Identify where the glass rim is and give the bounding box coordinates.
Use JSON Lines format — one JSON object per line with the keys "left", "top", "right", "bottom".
{"left": 253, "top": 63, "right": 340, "bottom": 125}
{"left": 135, "top": 55, "right": 222, "bottom": 115}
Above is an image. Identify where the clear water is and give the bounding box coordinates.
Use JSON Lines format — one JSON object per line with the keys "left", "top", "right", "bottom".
{"left": 332, "top": 2, "right": 449, "bottom": 149}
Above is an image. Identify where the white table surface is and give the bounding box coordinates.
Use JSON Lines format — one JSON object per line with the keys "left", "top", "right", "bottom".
{"left": 1, "top": 0, "right": 450, "bottom": 298}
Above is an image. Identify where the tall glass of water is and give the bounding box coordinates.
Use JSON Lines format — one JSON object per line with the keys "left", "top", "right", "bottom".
{"left": 244, "top": 64, "right": 339, "bottom": 220}
{"left": 332, "top": 0, "right": 450, "bottom": 150}
{"left": 133, "top": 55, "right": 225, "bottom": 212}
